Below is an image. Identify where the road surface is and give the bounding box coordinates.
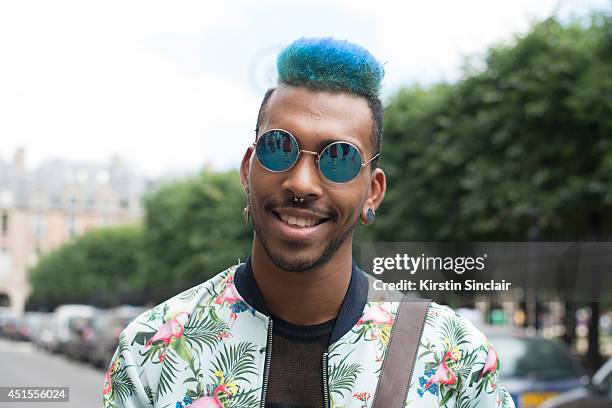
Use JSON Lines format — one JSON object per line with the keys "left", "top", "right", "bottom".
{"left": 0, "top": 339, "right": 104, "bottom": 407}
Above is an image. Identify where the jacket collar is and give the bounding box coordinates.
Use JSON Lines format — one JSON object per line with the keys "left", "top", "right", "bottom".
{"left": 234, "top": 254, "right": 369, "bottom": 344}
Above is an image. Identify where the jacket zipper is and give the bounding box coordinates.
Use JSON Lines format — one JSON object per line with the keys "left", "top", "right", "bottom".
{"left": 260, "top": 318, "right": 274, "bottom": 408}
{"left": 322, "top": 351, "right": 330, "bottom": 408}
{"left": 260, "top": 319, "right": 331, "bottom": 408}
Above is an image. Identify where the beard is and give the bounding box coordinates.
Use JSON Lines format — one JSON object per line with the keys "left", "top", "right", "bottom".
{"left": 248, "top": 193, "right": 358, "bottom": 272}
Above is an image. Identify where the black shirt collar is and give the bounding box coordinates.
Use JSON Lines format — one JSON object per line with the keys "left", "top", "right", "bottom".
{"left": 234, "top": 255, "right": 369, "bottom": 344}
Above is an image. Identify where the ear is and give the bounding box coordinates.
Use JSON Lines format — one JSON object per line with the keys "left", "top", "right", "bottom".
{"left": 362, "top": 168, "right": 386, "bottom": 217}
{"left": 240, "top": 146, "right": 254, "bottom": 192}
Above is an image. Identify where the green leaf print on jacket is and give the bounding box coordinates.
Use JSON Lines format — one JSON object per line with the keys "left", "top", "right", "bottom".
{"left": 176, "top": 342, "right": 260, "bottom": 408}
{"left": 184, "top": 309, "right": 231, "bottom": 353}
{"left": 328, "top": 347, "right": 363, "bottom": 405}
{"left": 103, "top": 334, "right": 136, "bottom": 408}
{"left": 414, "top": 305, "right": 508, "bottom": 408}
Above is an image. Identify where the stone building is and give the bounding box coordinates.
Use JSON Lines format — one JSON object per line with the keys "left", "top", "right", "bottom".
{"left": 0, "top": 149, "right": 149, "bottom": 315}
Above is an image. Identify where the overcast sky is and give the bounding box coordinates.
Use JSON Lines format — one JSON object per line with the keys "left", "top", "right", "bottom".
{"left": 0, "top": 0, "right": 608, "bottom": 177}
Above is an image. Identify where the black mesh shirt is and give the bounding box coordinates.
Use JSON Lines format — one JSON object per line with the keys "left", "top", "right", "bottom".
{"left": 265, "top": 314, "right": 336, "bottom": 408}
{"left": 233, "top": 256, "right": 369, "bottom": 408}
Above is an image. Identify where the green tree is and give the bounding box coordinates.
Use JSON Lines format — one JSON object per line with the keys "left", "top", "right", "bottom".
{"left": 29, "top": 225, "right": 144, "bottom": 309}
{"left": 141, "top": 170, "right": 252, "bottom": 302}
{"left": 372, "top": 14, "right": 612, "bottom": 242}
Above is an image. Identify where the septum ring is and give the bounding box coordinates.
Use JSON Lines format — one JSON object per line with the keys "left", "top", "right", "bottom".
{"left": 293, "top": 196, "right": 304, "bottom": 203}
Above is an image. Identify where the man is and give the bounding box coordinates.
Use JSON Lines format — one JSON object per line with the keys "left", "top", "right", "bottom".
{"left": 103, "top": 38, "right": 515, "bottom": 408}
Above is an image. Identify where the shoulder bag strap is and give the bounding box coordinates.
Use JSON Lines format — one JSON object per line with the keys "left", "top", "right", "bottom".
{"left": 371, "top": 298, "right": 431, "bottom": 408}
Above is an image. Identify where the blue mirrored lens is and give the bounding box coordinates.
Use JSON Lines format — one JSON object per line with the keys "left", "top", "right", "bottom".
{"left": 319, "top": 142, "right": 362, "bottom": 182}
{"left": 255, "top": 130, "right": 299, "bottom": 171}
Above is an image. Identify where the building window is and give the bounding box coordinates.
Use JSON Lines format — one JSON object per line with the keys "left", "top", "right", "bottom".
{"left": 66, "top": 215, "right": 79, "bottom": 238}
{"left": 33, "top": 214, "right": 45, "bottom": 238}
{"left": 1, "top": 213, "right": 7, "bottom": 236}
{"left": 0, "top": 250, "right": 10, "bottom": 279}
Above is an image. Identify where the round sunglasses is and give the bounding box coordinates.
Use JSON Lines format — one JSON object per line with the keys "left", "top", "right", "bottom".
{"left": 253, "top": 129, "right": 379, "bottom": 183}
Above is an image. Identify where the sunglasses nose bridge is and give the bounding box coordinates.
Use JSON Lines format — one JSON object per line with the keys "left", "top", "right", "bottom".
{"left": 298, "top": 149, "right": 328, "bottom": 180}
{"left": 299, "top": 149, "right": 319, "bottom": 159}
{"left": 294, "top": 149, "right": 321, "bottom": 171}
{"left": 281, "top": 149, "right": 324, "bottom": 199}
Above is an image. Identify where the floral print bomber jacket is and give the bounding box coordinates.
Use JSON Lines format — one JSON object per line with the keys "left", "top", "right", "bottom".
{"left": 103, "top": 257, "right": 516, "bottom": 408}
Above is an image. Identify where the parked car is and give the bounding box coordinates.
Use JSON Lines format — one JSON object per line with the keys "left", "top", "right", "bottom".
{"left": 541, "top": 358, "right": 612, "bottom": 408}
{"left": 49, "top": 304, "right": 96, "bottom": 354}
{"left": 33, "top": 314, "right": 56, "bottom": 351}
{"left": 486, "top": 327, "right": 585, "bottom": 408}
{"left": 0, "top": 307, "right": 15, "bottom": 337}
{"left": 88, "top": 306, "right": 145, "bottom": 368}
{"left": 1, "top": 315, "right": 19, "bottom": 340}
{"left": 16, "top": 312, "right": 49, "bottom": 342}
{"left": 64, "top": 315, "right": 95, "bottom": 361}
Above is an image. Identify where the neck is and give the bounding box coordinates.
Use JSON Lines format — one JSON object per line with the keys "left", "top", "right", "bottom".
{"left": 251, "top": 238, "right": 353, "bottom": 325}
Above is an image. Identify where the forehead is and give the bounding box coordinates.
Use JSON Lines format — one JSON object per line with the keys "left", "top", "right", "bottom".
{"left": 260, "top": 85, "right": 374, "bottom": 153}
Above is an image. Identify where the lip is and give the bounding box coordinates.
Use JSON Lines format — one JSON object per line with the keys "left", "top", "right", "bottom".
{"left": 274, "top": 207, "right": 331, "bottom": 221}
{"left": 270, "top": 210, "right": 331, "bottom": 241}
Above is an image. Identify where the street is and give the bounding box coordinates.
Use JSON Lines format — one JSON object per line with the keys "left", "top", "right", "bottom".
{"left": 0, "top": 339, "right": 104, "bottom": 407}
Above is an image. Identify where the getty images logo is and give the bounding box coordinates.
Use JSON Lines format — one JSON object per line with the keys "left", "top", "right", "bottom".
{"left": 372, "top": 253, "right": 488, "bottom": 275}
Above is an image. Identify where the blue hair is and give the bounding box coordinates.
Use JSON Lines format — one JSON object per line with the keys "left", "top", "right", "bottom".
{"left": 276, "top": 37, "right": 384, "bottom": 98}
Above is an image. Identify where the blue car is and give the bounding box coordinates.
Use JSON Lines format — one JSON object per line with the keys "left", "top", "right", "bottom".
{"left": 485, "top": 328, "right": 585, "bottom": 408}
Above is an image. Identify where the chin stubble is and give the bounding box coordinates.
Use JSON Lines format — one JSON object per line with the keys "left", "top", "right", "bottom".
{"left": 248, "top": 193, "right": 358, "bottom": 272}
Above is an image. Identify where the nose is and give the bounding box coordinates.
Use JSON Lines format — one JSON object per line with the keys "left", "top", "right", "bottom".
{"left": 281, "top": 151, "right": 323, "bottom": 200}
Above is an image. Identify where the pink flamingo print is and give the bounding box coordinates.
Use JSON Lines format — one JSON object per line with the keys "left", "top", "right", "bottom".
{"left": 102, "top": 359, "right": 118, "bottom": 395}
{"left": 356, "top": 304, "right": 394, "bottom": 345}
{"left": 356, "top": 304, "right": 394, "bottom": 342}
{"left": 215, "top": 279, "right": 245, "bottom": 320}
{"left": 357, "top": 304, "right": 394, "bottom": 326}
{"left": 215, "top": 282, "right": 242, "bottom": 304}
{"left": 424, "top": 351, "right": 458, "bottom": 390}
{"left": 480, "top": 345, "right": 498, "bottom": 378}
{"left": 102, "top": 370, "right": 112, "bottom": 395}
{"left": 190, "top": 385, "right": 231, "bottom": 408}
{"left": 480, "top": 345, "right": 499, "bottom": 391}
{"left": 145, "top": 311, "right": 190, "bottom": 361}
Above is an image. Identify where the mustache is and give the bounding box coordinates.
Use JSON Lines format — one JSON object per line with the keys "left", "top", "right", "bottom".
{"left": 264, "top": 198, "right": 336, "bottom": 221}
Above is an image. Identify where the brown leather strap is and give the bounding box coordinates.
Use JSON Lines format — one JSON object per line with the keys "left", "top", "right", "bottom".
{"left": 371, "top": 299, "right": 431, "bottom": 408}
